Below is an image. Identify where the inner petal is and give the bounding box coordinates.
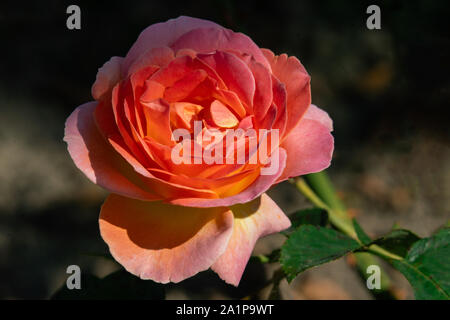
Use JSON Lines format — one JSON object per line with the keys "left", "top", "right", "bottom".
{"left": 209, "top": 100, "right": 238, "bottom": 128}
{"left": 141, "top": 99, "right": 173, "bottom": 145}
{"left": 170, "top": 102, "right": 203, "bottom": 130}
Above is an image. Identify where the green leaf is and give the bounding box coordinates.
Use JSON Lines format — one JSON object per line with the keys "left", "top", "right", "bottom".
{"left": 280, "top": 225, "right": 361, "bottom": 282}
{"left": 283, "top": 208, "right": 328, "bottom": 235}
{"left": 391, "top": 228, "right": 450, "bottom": 300}
{"left": 373, "top": 229, "right": 421, "bottom": 258}
{"left": 51, "top": 269, "right": 165, "bottom": 300}
{"left": 352, "top": 219, "right": 372, "bottom": 245}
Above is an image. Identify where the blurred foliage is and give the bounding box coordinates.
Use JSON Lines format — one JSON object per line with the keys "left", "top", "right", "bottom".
{"left": 52, "top": 269, "right": 165, "bottom": 300}
{"left": 0, "top": 0, "right": 449, "bottom": 299}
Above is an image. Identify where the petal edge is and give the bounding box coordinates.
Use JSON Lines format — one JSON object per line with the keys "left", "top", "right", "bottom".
{"left": 99, "top": 194, "right": 234, "bottom": 283}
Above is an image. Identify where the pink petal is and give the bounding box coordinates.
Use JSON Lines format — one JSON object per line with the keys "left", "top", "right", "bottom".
{"left": 262, "top": 49, "right": 311, "bottom": 137}
{"left": 210, "top": 99, "right": 239, "bottom": 128}
{"left": 248, "top": 60, "right": 273, "bottom": 121}
{"left": 163, "top": 69, "right": 208, "bottom": 102}
{"left": 63, "top": 102, "right": 160, "bottom": 200}
{"left": 106, "top": 134, "right": 219, "bottom": 200}
{"left": 66, "top": 102, "right": 216, "bottom": 202}
{"left": 171, "top": 27, "right": 271, "bottom": 71}
{"left": 199, "top": 51, "right": 256, "bottom": 110}
{"left": 111, "top": 83, "right": 152, "bottom": 167}
{"left": 148, "top": 166, "right": 259, "bottom": 198}
{"left": 304, "top": 104, "right": 333, "bottom": 131}
{"left": 123, "top": 16, "right": 221, "bottom": 73}
{"left": 170, "top": 148, "right": 287, "bottom": 207}
{"left": 91, "top": 56, "right": 123, "bottom": 101}
{"left": 99, "top": 194, "right": 234, "bottom": 283}
{"left": 270, "top": 75, "right": 288, "bottom": 135}
{"left": 141, "top": 99, "right": 173, "bottom": 145}
{"left": 214, "top": 88, "right": 247, "bottom": 118}
{"left": 256, "top": 102, "right": 277, "bottom": 129}
{"left": 140, "top": 80, "right": 166, "bottom": 102}
{"left": 127, "top": 46, "right": 175, "bottom": 76}
{"left": 278, "top": 105, "right": 334, "bottom": 181}
{"left": 212, "top": 193, "right": 291, "bottom": 286}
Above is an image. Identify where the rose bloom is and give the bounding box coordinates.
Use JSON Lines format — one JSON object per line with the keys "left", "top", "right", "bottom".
{"left": 64, "top": 16, "right": 333, "bottom": 286}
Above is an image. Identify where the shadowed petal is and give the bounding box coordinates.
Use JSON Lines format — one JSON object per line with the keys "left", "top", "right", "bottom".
{"left": 262, "top": 49, "right": 311, "bottom": 137}
{"left": 91, "top": 56, "right": 123, "bottom": 101}
{"left": 249, "top": 60, "right": 273, "bottom": 121}
{"left": 199, "top": 51, "right": 256, "bottom": 110}
{"left": 141, "top": 99, "right": 173, "bottom": 145}
{"left": 99, "top": 194, "right": 234, "bottom": 283}
{"left": 124, "top": 16, "right": 220, "bottom": 73}
{"left": 164, "top": 69, "right": 208, "bottom": 102}
{"left": 127, "top": 46, "right": 175, "bottom": 76}
{"left": 172, "top": 27, "right": 271, "bottom": 71}
{"left": 64, "top": 102, "right": 160, "bottom": 200}
{"left": 170, "top": 148, "right": 287, "bottom": 207}
{"left": 212, "top": 193, "right": 291, "bottom": 286}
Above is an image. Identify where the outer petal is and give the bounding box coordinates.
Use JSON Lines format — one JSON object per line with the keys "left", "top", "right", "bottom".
{"left": 170, "top": 148, "right": 287, "bottom": 208}
{"left": 127, "top": 46, "right": 175, "bottom": 76}
{"left": 64, "top": 102, "right": 160, "bottom": 200}
{"left": 278, "top": 105, "right": 334, "bottom": 181}
{"left": 123, "top": 16, "right": 221, "bottom": 72}
{"left": 212, "top": 193, "right": 291, "bottom": 286}
{"left": 303, "top": 104, "right": 333, "bottom": 131}
{"left": 91, "top": 56, "right": 123, "bottom": 101}
{"left": 172, "top": 27, "right": 271, "bottom": 71}
{"left": 99, "top": 194, "right": 234, "bottom": 283}
{"left": 262, "top": 49, "right": 311, "bottom": 137}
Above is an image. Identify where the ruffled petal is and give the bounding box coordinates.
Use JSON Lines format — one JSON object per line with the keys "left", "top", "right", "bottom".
{"left": 278, "top": 105, "right": 334, "bottom": 181}
{"left": 262, "top": 49, "right": 311, "bottom": 137}
{"left": 99, "top": 194, "right": 234, "bottom": 283}
{"left": 141, "top": 99, "right": 173, "bottom": 145}
{"left": 303, "top": 104, "right": 333, "bottom": 131}
{"left": 123, "top": 16, "right": 220, "bottom": 72}
{"left": 164, "top": 69, "right": 208, "bottom": 102}
{"left": 106, "top": 134, "right": 219, "bottom": 200}
{"left": 199, "top": 51, "right": 256, "bottom": 110}
{"left": 91, "top": 56, "right": 123, "bottom": 101}
{"left": 212, "top": 193, "right": 291, "bottom": 286}
{"left": 172, "top": 27, "right": 271, "bottom": 71}
{"left": 64, "top": 102, "right": 160, "bottom": 200}
{"left": 170, "top": 148, "right": 287, "bottom": 207}
{"left": 248, "top": 60, "right": 273, "bottom": 121}
{"left": 127, "top": 46, "right": 175, "bottom": 76}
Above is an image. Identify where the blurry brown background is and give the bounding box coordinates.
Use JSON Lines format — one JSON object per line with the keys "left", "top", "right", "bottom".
{"left": 0, "top": 0, "right": 449, "bottom": 299}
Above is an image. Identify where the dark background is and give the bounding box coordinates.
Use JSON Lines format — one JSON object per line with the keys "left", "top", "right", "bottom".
{"left": 0, "top": 0, "right": 449, "bottom": 299}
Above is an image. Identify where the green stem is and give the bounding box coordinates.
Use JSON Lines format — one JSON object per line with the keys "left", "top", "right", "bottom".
{"left": 292, "top": 172, "right": 400, "bottom": 295}
{"left": 368, "top": 244, "right": 403, "bottom": 261}
{"left": 267, "top": 268, "right": 285, "bottom": 300}
{"left": 304, "top": 172, "right": 347, "bottom": 216}
{"left": 294, "top": 178, "right": 356, "bottom": 238}
{"left": 295, "top": 175, "right": 403, "bottom": 261}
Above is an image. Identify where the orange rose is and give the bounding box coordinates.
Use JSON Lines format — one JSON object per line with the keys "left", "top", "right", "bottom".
{"left": 64, "top": 16, "right": 333, "bottom": 285}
